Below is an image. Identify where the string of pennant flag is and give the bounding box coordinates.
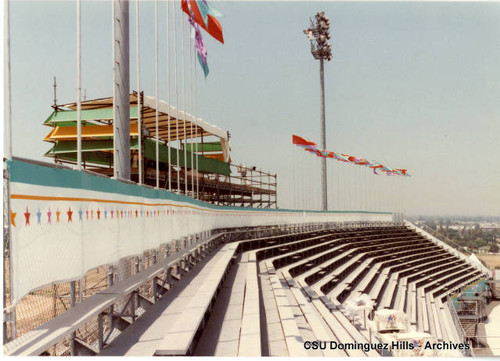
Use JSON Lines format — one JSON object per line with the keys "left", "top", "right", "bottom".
{"left": 181, "top": 0, "right": 224, "bottom": 78}
{"left": 293, "top": 135, "right": 411, "bottom": 177}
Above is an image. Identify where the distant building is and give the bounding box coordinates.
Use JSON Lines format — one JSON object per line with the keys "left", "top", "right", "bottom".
{"left": 478, "top": 246, "right": 491, "bottom": 254}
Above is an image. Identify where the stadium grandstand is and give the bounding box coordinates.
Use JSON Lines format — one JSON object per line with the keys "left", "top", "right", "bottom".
{"left": 3, "top": 0, "right": 499, "bottom": 358}
{"left": 3, "top": 219, "right": 494, "bottom": 356}
{"left": 3, "top": 100, "right": 496, "bottom": 355}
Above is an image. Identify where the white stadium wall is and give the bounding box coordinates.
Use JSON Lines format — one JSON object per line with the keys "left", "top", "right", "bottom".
{"left": 6, "top": 158, "right": 392, "bottom": 303}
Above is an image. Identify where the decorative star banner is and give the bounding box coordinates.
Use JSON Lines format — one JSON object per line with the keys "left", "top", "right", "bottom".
{"left": 292, "top": 135, "right": 411, "bottom": 177}
{"left": 10, "top": 205, "right": 187, "bottom": 227}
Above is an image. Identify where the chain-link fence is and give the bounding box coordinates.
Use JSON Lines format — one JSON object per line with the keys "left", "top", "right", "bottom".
{"left": 5, "top": 230, "right": 210, "bottom": 355}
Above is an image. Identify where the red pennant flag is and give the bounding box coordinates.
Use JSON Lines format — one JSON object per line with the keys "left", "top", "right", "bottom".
{"left": 182, "top": 0, "right": 224, "bottom": 44}
{"left": 292, "top": 135, "right": 317, "bottom": 146}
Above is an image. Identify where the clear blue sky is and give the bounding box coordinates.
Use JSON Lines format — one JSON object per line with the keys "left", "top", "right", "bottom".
{"left": 5, "top": 1, "right": 500, "bottom": 216}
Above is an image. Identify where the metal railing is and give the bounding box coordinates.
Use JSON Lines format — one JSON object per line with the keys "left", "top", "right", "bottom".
{"left": 405, "top": 221, "right": 491, "bottom": 277}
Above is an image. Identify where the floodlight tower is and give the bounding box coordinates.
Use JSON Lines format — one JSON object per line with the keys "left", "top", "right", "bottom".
{"left": 304, "top": 11, "right": 332, "bottom": 211}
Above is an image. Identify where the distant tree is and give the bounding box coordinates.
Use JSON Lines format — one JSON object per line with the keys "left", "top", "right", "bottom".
{"left": 472, "top": 238, "right": 488, "bottom": 249}
{"left": 490, "top": 243, "right": 499, "bottom": 253}
{"left": 426, "top": 220, "right": 437, "bottom": 231}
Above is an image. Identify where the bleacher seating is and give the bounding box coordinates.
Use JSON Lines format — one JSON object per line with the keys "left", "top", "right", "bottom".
{"left": 9, "top": 224, "right": 487, "bottom": 356}
{"left": 129, "top": 225, "right": 488, "bottom": 355}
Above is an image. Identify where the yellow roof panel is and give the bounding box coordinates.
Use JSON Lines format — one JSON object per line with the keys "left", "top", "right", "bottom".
{"left": 45, "top": 124, "right": 138, "bottom": 141}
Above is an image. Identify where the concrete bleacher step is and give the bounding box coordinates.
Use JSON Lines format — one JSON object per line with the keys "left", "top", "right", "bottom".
{"left": 281, "top": 277, "right": 324, "bottom": 357}
{"left": 279, "top": 270, "right": 347, "bottom": 357}
{"left": 153, "top": 243, "right": 238, "bottom": 356}
{"left": 369, "top": 268, "right": 390, "bottom": 304}
{"left": 393, "top": 253, "right": 458, "bottom": 311}
{"left": 298, "top": 278, "right": 378, "bottom": 357}
{"left": 342, "top": 246, "right": 441, "bottom": 305}
{"left": 309, "top": 294, "right": 378, "bottom": 357}
{"left": 314, "top": 252, "right": 363, "bottom": 293}
{"left": 416, "top": 288, "right": 429, "bottom": 333}
{"left": 197, "top": 250, "right": 261, "bottom": 357}
{"left": 431, "top": 271, "right": 481, "bottom": 299}
{"left": 285, "top": 278, "right": 347, "bottom": 356}
{"left": 343, "top": 246, "right": 440, "bottom": 307}
{"left": 237, "top": 252, "right": 261, "bottom": 356}
{"left": 274, "top": 230, "right": 415, "bottom": 281}
{"left": 427, "top": 294, "right": 444, "bottom": 341}
{"left": 266, "top": 265, "right": 308, "bottom": 357}
{"left": 193, "top": 253, "right": 247, "bottom": 356}
{"left": 408, "top": 283, "right": 417, "bottom": 326}
{"left": 98, "top": 245, "right": 232, "bottom": 356}
{"left": 436, "top": 299, "right": 462, "bottom": 343}
{"left": 378, "top": 274, "right": 398, "bottom": 310}
{"left": 346, "top": 264, "right": 381, "bottom": 303}
{"left": 393, "top": 278, "right": 407, "bottom": 311}
{"left": 259, "top": 262, "right": 288, "bottom": 356}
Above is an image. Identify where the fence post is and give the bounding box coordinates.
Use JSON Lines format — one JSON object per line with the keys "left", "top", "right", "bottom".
{"left": 97, "top": 312, "right": 104, "bottom": 352}
{"left": 3, "top": 166, "right": 15, "bottom": 340}
{"left": 69, "top": 281, "right": 76, "bottom": 355}
{"left": 107, "top": 266, "right": 114, "bottom": 326}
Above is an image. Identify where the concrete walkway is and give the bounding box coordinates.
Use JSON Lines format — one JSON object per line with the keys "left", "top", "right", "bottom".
{"left": 484, "top": 301, "right": 500, "bottom": 356}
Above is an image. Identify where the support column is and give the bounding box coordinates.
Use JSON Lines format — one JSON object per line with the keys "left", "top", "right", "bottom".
{"left": 113, "top": 0, "right": 131, "bottom": 180}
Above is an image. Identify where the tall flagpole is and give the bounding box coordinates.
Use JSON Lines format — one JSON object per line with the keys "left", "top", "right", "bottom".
{"left": 166, "top": 0, "right": 172, "bottom": 191}
{"left": 189, "top": 31, "right": 194, "bottom": 197}
{"left": 4, "top": 0, "right": 15, "bottom": 339}
{"left": 136, "top": 0, "right": 142, "bottom": 184}
{"left": 194, "top": 53, "right": 199, "bottom": 199}
{"left": 173, "top": 0, "right": 180, "bottom": 194}
{"left": 76, "top": 0, "right": 82, "bottom": 170}
{"left": 4, "top": 0, "right": 12, "bottom": 160}
{"left": 181, "top": 8, "right": 188, "bottom": 195}
{"left": 154, "top": 0, "right": 159, "bottom": 188}
{"left": 112, "top": 1, "right": 116, "bottom": 177}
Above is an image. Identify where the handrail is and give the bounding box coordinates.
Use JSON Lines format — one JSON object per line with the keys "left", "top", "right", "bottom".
{"left": 418, "top": 224, "right": 465, "bottom": 252}
{"left": 446, "top": 298, "right": 471, "bottom": 356}
{"left": 405, "top": 221, "right": 491, "bottom": 277}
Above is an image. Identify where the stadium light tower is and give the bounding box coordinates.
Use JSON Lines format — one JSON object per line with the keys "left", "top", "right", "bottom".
{"left": 304, "top": 11, "right": 332, "bottom": 211}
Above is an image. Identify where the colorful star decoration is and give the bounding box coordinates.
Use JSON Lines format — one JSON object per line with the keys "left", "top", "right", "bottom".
{"left": 12, "top": 206, "right": 181, "bottom": 227}
{"left": 24, "top": 207, "right": 30, "bottom": 226}
{"left": 11, "top": 209, "right": 17, "bottom": 227}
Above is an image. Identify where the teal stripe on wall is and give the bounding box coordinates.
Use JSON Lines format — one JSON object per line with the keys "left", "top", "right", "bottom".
{"left": 7, "top": 158, "right": 391, "bottom": 215}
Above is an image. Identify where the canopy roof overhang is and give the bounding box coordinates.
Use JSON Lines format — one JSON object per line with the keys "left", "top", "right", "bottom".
{"left": 44, "top": 124, "right": 139, "bottom": 142}
{"left": 45, "top": 93, "right": 229, "bottom": 143}
{"left": 44, "top": 138, "right": 231, "bottom": 176}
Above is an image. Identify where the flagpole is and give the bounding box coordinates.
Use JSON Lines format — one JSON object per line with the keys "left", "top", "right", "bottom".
{"left": 76, "top": 0, "right": 82, "bottom": 170}
{"left": 112, "top": 1, "right": 116, "bottom": 178}
{"left": 173, "top": 0, "right": 180, "bottom": 194}
{"left": 189, "top": 29, "right": 195, "bottom": 197}
{"left": 154, "top": 0, "right": 159, "bottom": 188}
{"left": 194, "top": 48, "right": 199, "bottom": 199}
{"left": 4, "top": 0, "right": 12, "bottom": 160}
{"left": 166, "top": 0, "right": 172, "bottom": 192}
{"left": 136, "top": 0, "right": 142, "bottom": 184}
{"left": 4, "top": 0, "right": 15, "bottom": 339}
{"left": 181, "top": 8, "right": 188, "bottom": 195}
